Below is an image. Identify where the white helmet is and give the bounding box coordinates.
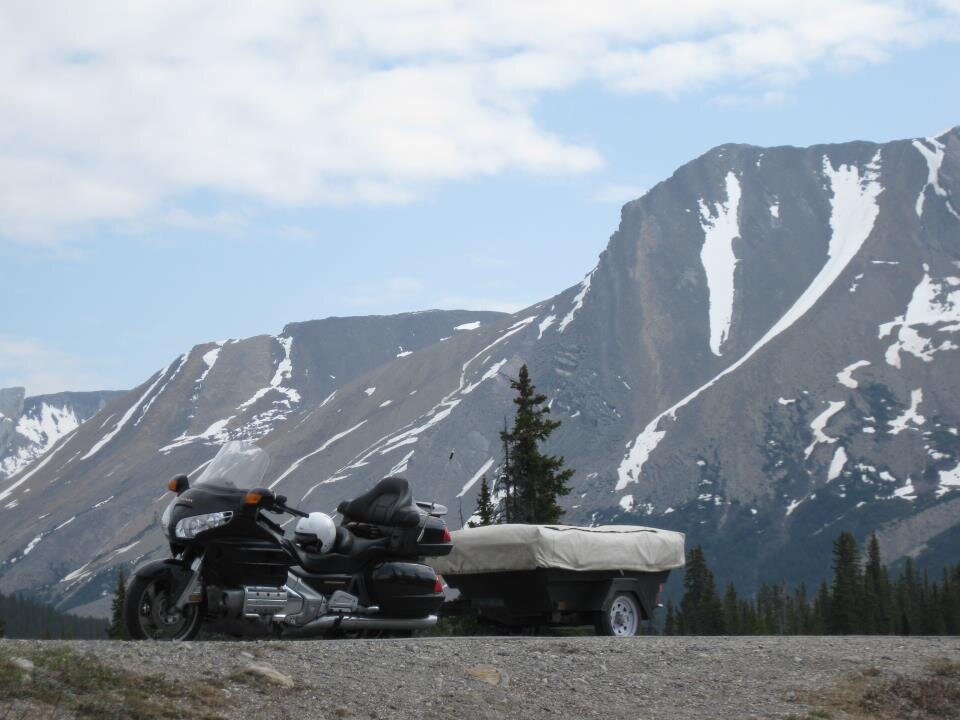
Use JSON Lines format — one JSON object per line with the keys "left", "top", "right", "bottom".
{"left": 294, "top": 512, "right": 337, "bottom": 554}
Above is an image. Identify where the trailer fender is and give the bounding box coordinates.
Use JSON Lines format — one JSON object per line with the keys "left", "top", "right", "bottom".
{"left": 600, "top": 578, "right": 651, "bottom": 620}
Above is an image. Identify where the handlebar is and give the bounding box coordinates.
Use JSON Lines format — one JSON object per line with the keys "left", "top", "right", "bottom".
{"left": 273, "top": 496, "right": 309, "bottom": 518}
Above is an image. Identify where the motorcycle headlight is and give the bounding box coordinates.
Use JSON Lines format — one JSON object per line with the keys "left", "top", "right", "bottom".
{"left": 175, "top": 511, "right": 233, "bottom": 539}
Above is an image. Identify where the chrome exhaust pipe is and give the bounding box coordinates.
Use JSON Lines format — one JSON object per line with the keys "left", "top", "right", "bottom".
{"left": 340, "top": 614, "right": 438, "bottom": 631}
{"left": 288, "top": 613, "right": 438, "bottom": 637}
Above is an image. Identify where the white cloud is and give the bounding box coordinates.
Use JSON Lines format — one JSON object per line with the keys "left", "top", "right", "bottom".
{"left": 0, "top": 337, "right": 116, "bottom": 396}
{"left": 0, "top": 1, "right": 955, "bottom": 243}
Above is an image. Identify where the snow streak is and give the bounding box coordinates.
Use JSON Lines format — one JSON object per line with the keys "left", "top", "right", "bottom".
{"left": 616, "top": 152, "right": 882, "bottom": 491}
{"left": 83, "top": 362, "right": 173, "bottom": 460}
{"left": 458, "top": 457, "right": 495, "bottom": 498}
{"left": 558, "top": 269, "right": 595, "bottom": 333}
{"left": 836, "top": 360, "right": 870, "bottom": 389}
{"left": 699, "top": 171, "right": 742, "bottom": 356}
{"left": 913, "top": 137, "right": 960, "bottom": 220}
{"left": 269, "top": 420, "right": 368, "bottom": 489}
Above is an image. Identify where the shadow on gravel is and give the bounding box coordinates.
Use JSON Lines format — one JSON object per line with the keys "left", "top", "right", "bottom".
{"left": 0, "top": 645, "right": 231, "bottom": 720}
{"left": 792, "top": 658, "right": 960, "bottom": 720}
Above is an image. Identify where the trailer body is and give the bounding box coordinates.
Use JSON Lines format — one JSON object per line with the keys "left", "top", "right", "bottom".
{"left": 433, "top": 524, "right": 684, "bottom": 635}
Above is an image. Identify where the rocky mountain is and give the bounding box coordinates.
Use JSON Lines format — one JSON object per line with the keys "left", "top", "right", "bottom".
{"left": 0, "top": 388, "right": 123, "bottom": 481}
{"left": 2, "top": 127, "right": 958, "bottom": 614}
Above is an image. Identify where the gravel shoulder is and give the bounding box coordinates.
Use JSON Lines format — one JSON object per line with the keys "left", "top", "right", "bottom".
{"left": 2, "top": 636, "right": 959, "bottom": 719}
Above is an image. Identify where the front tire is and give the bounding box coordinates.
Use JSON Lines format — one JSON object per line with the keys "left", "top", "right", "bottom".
{"left": 596, "top": 593, "right": 641, "bottom": 637}
{"left": 124, "top": 569, "right": 203, "bottom": 641}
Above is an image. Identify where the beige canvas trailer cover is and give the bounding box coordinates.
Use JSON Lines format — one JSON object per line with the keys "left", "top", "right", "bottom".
{"left": 432, "top": 523, "right": 686, "bottom": 575}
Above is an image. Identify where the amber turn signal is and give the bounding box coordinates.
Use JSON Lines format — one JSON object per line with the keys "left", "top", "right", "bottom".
{"left": 245, "top": 491, "right": 264, "bottom": 505}
{"left": 167, "top": 475, "right": 189, "bottom": 494}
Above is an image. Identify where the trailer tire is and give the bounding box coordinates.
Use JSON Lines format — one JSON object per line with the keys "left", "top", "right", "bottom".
{"left": 595, "top": 592, "right": 641, "bottom": 637}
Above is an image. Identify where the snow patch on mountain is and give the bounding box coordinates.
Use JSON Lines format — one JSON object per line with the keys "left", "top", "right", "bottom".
{"left": 828, "top": 446, "right": 848, "bottom": 481}
{"left": 805, "top": 401, "right": 845, "bottom": 459}
{"left": 83, "top": 362, "right": 173, "bottom": 460}
{"left": 1, "top": 403, "right": 81, "bottom": 478}
{"left": 237, "top": 336, "right": 301, "bottom": 410}
{"left": 888, "top": 389, "right": 925, "bottom": 434}
{"left": 458, "top": 457, "right": 495, "bottom": 498}
{"left": 389, "top": 450, "right": 416, "bottom": 476}
{"left": 938, "top": 462, "right": 960, "bottom": 498}
{"left": 617, "top": 152, "right": 882, "bottom": 491}
{"left": 881, "top": 269, "right": 960, "bottom": 368}
{"left": 699, "top": 171, "right": 742, "bottom": 356}
{"left": 0, "top": 434, "right": 74, "bottom": 505}
{"left": 538, "top": 315, "right": 557, "bottom": 339}
{"left": 837, "top": 360, "right": 870, "bottom": 389}
{"left": 136, "top": 353, "right": 188, "bottom": 427}
{"left": 913, "top": 137, "right": 960, "bottom": 219}
{"left": 269, "top": 420, "right": 369, "bottom": 490}
{"left": 558, "top": 270, "right": 594, "bottom": 333}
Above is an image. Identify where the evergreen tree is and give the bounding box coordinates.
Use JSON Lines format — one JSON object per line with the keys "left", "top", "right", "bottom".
{"left": 107, "top": 570, "right": 129, "bottom": 640}
{"left": 474, "top": 476, "right": 495, "bottom": 526}
{"left": 663, "top": 599, "right": 677, "bottom": 636}
{"left": 722, "top": 582, "right": 740, "bottom": 635}
{"left": 896, "top": 557, "right": 917, "bottom": 635}
{"left": 680, "top": 546, "right": 724, "bottom": 634}
{"left": 862, "top": 533, "right": 889, "bottom": 634}
{"left": 942, "top": 567, "right": 960, "bottom": 635}
{"left": 811, "top": 580, "right": 830, "bottom": 635}
{"left": 829, "top": 531, "right": 863, "bottom": 634}
{"left": 0, "top": 592, "right": 107, "bottom": 639}
{"left": 497, "top": 365, "right": 573, "bottom": 524}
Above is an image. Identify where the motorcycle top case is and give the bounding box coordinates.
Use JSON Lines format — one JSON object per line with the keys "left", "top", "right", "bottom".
{"left": 388, "top": 515, "right": 453, "bottom": 557}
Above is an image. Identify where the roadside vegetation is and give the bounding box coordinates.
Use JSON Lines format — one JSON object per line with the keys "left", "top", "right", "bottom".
{"left": 0, "top": 644, "right": 229, "bottom": 719}
{"left": 0, "top": 592, "right": 107, "bottom": 639}
{"left": 788, "top": 658, "right": 960, "bottom": 720}
{"left": 667, "top": 532, "right": 960, "bottom": 636}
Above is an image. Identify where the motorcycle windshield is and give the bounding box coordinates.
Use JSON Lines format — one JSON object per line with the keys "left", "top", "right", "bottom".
{"left": 195, "top": 441, "right": 271, "bottom": 490}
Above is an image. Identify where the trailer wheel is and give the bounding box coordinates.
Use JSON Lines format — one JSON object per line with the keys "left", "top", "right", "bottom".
{"left": 596, "top": 593, "right": 640, "bottom": 637}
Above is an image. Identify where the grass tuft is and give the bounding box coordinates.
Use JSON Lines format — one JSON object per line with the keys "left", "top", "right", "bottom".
{"left": 798, "top": 657, "right": 960, "bottom": 720}
{"left": 0, "top": 645, "right": 231, "bottom": 720}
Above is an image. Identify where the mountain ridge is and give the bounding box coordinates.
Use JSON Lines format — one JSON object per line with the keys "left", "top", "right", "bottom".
{"left": 2, "top": 126, "right": 958, "bottom": 614}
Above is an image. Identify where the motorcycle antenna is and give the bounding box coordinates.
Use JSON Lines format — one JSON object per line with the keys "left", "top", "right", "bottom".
{"left": 440, "top": 450, "right": 463, "bottom": 527}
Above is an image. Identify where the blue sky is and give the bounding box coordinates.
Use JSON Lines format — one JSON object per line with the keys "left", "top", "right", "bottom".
{"left": 1, "top": 2, "right": 959, "bottom": 395}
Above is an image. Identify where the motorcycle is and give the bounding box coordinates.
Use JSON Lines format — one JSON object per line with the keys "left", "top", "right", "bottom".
{"left": 124, "top": 441, "right": 452, "bottom": 640}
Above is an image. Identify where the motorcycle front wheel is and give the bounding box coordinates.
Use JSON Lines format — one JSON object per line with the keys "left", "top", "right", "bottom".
{"left": 124, "top": 571, "right": 203, "bottom": 641}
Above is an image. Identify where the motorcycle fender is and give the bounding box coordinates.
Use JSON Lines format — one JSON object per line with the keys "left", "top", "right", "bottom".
{"left": 131, "top": 558, "right": 197, "bottom": 605}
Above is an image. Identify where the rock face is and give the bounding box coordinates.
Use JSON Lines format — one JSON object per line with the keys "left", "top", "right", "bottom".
{"left": 2, "top": 128, "right": 959, "bottom": 612}
{"left": 0, "top": 388, "right": 124, "bottom": 481}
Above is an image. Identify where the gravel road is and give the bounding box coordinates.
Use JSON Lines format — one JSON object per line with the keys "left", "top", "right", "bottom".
{"left": 2, "top": 636, "right": 959, "bottom": 719}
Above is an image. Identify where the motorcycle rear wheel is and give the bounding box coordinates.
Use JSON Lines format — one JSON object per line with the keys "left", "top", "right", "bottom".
{"left": 124, "top": 571, "right": 203, "bottom": 641}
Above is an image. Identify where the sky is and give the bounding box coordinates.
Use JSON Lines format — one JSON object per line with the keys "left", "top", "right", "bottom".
{"left": 2, "top": 1, "right": 959, "bottom": 396}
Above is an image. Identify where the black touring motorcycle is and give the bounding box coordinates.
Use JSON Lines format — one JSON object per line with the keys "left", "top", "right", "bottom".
{"left": 124, "top": 442, "right": 452, "bottom": 640}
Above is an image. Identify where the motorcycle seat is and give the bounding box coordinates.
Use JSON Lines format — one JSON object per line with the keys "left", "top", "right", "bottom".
{"left": 336, "top": 476, "right": 421, "bottom": 528}
{"left": 292, "top": 533, "right": 386, "bottom": 575}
